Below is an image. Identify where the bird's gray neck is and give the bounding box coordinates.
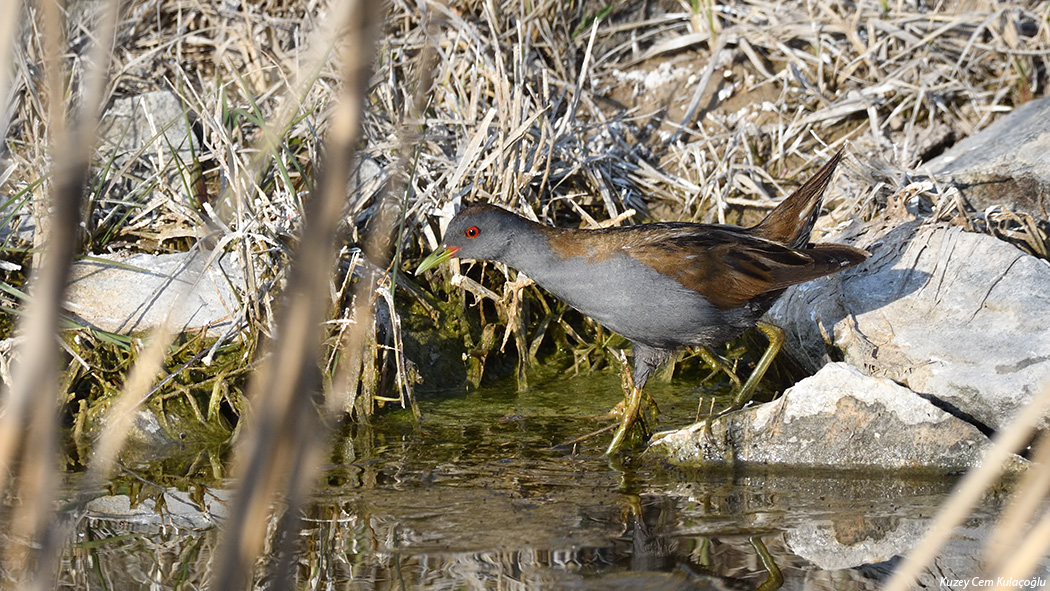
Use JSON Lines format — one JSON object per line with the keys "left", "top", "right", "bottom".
{"left": 498, "top": 225, "right": 563, "bottom": 280}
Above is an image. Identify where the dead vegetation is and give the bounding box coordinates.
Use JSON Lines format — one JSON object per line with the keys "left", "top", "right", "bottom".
{"left": 0, "top": 0, "right": 1048, "bottom": 587}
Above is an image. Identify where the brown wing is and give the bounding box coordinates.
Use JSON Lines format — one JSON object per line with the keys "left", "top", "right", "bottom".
{"left": 622, "top": 227, "right": 868, "bottom": 310}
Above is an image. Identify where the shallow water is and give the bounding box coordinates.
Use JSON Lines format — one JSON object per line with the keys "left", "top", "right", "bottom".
{"left": 307, "top": 372, "right": 972, "bottom": 590}
{"left": 68, "top": 371, "right": 1001, "bottom": 590}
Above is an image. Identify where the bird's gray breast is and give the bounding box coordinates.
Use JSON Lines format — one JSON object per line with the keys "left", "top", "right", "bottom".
{"left": 524, "top": 252, "right": 745, "bottom": 348}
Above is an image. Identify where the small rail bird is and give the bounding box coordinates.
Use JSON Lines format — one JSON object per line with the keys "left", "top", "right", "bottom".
{"left": 417, "top": 151, "right": 868, "bottom": 454}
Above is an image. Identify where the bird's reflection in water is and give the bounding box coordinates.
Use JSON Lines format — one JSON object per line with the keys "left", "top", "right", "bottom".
{"left": 587, "top": 493, "right": 784, "bottom": 591}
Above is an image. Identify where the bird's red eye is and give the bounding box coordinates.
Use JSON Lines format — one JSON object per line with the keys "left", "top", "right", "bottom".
{"left": 465, "top": 226, "right": 480, "bottom": 239}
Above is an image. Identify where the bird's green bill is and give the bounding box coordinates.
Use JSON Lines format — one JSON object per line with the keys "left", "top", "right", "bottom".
{"left": 415, "top": 246, "right": 459, "bottom": 275}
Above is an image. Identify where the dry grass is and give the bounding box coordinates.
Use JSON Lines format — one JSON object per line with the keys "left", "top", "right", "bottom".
{"left": 0, "top": 0, "right": 1048, "bottom": 587}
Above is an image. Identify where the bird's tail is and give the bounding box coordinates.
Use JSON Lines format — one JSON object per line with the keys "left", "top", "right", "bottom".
{"left": 749, "top": 149, "right": 844, "bottom": 249}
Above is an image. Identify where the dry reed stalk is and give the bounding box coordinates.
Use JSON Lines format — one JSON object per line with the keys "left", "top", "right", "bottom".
{"left": 0, "top": 0, "right": 119, "bottom": 586}
{"left": 883, "top": 380, "right": 1050, "bottom": 591}
{"left": 330, "top": 1, "right": 435, "bottom": 417}
{"left": 0, "top": 3, "right": 19, "bottom": 137}
{"left": 0, "top": 0, "right": 1043, "bottom": 583}
{"left": 35, "top": 308, "right": 191, "bottom": 586}
{"left": 210, "top": 0, "right": 382, "bottom": 587}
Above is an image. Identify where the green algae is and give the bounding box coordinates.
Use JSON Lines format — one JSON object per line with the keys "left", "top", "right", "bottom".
{"left": 65, "top": 331, "right": 250, "bottom": 469}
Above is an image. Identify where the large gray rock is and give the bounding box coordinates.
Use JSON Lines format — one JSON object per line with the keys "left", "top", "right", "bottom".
{"left": 769, "top": 220, "right": 1050, "bottom": 432}
{"left": 648, "top": 363, "right": 998, "bottom": 471}
{"left": 65, "top": 250, "right": 244, "bottom": 337}
{"left": 925, "top": 96, "right": 1050, "bottom": 218}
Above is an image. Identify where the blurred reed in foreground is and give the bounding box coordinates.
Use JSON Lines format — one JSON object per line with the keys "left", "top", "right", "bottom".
{"left": 0, "top": 0, "right": 413, "bottom": 587}
{"left": 0, "top": 0, "right": 1048, "bottom": 588}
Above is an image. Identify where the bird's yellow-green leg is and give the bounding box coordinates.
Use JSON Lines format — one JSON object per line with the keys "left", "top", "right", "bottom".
{"left": 607, "top": 385, "right": 645, "bottom": 454}
{"left": 725, "top": 320, "right": 785, "bottom": 414}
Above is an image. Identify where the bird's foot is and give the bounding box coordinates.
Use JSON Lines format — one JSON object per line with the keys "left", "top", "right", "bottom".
{"left": 718, "top": 321, "right": 787, "bottom": 415}
{"left": 605, "top": 393, "right": 659, "bottom": 421}
{"left": 604, "top": 400, "right": 627, "bottom": 420}
{"left": 607, "top": 414, "right": 651, "bottom": 455}
{"left": 606, "top": 386, "right": 647, "bottom": 455}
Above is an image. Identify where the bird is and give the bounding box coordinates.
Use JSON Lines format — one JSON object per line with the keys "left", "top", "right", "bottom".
{"left": 415, "top": 150, "right": 868, "bottom": 454}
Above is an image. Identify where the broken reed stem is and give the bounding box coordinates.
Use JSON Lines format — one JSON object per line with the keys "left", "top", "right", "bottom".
{"left": 210, "top": 0, "right": 380, "bottom": 588}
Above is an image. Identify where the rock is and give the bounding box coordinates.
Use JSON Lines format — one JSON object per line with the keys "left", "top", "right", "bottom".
{"left": 347, "top": 155, "right": 386, "bottom": 215}
{"left": 127, "top": 409, "right": 172, "bottom": 448}
{"left": 785, "top": 517, "right": 929, "bottom": 571}
{"left": 65, "top": 250, "right": 244, "bottom": 337}
{"left": 85, "top": 487, "right": 230, "bottom": 531}
{"left": 787, "top": 519, "right": 1012, "bottom": 588}
{"left": 925, "top": 96, "right": 1050, "bottom": 218}
{"left": 2, "top": 92, "right": 200, "bottom": 246}
{"left": 769, "top": 221, "right": 1050, "bottom": 432}
{"left": 648, "top": 363, "right": 1002, "bottom": 471}
{"left": 98, "top": 90, "right": 199, "bottom": 180}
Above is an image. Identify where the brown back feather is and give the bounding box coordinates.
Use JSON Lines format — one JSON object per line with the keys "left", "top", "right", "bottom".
{"left": 623, "top": 229, "right": 868, "bottom": 310}
{"left": 540, "top": 150, "right": 866, "bottom": 311}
